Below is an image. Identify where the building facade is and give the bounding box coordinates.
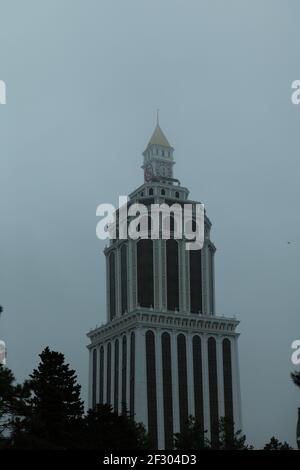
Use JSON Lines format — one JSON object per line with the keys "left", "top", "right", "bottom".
{"left": 87, "top": 122, "right": 242, "bottom": 449}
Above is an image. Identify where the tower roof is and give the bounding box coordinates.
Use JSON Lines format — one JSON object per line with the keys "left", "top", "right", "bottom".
{"left": 147, "top": 123, "right": 172, "bottom": 149}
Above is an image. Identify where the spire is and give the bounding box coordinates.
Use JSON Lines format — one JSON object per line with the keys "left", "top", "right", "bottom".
{"left": 146, "top": 113, "right": 172, "bottom": 149}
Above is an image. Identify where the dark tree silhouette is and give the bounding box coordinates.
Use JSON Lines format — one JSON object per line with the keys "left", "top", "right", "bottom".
{"left": 291, "top": 371, "right": 300, "bottom": 389}
{"left": 13, "top": 347, "right": 84, "bottom": 449}
{"left": 174, "top": 416, "right": 208, "bottom": 450}
{"left": 263, "top": 436, "right": 293, "bottom": 450}
{"left": 82, "top": 404, "right": 149, "bottom": 450}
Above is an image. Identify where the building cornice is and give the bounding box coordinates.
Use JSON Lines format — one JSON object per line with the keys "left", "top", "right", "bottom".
{"left": 87, "top": 309, "right": 239, "bottom": 347}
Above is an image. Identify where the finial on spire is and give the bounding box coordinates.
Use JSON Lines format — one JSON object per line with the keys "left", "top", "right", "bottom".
{"left": 156, "top": 108, "right": 159, "bottom": 125}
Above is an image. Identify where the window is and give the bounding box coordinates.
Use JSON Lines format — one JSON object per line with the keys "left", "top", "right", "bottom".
{"left": 223, "top": 339, "right": 234, "bottom": 426}
{"left": 130, "top": 332, "right": 135, "bottom": 418}
{"left": 121, "top": 245, "right": 128, "bottom": 314}
{"left": 114, "top": 339, "right": 119, "bottom": 412}
{"left": 177, "top": 334, "right": 188, "bottom": 432}
{"left": 193, "top": 336, "right": 204, "bottom": 443}
{"left": 190, "top": 249, "right": 202, "bottom": 313}
{"left": 107, "top": 342, "right": 111, "bottom": 405}
{"left": 208, "top": 337, "right": 219, "bottom": 447}
{"left": 175, "top": 191, "right": 179, "bottom": 198}
{"left": 209, "top": 246, "right": 214, "bottom": 314}
{"left": 99, "top": 346, "right": 104, "bottom": 404}
{"left": 161, "top": 189, "right": 165, "bottom": 196}
{"left": 162, "top": 332, "right": 173, "bottom": 449}
{"left": 109, "top": 252, "right": 116, "bottom": 320}
{"left": 92, "top": 349, "right": 97, "bottom": 409}
{"left": 137, "top": 240, "right": 154, "bottom": 308}
{"left": 121, "top": 336, "right": 127, "bottom": 414}
{"left": 167, "top": 240, "right": 179, "bottom": 311}
{"left": 149, "top": 188, "right": 153, "bottom": 196}
{"left": 146, "top": 330, "right": 158, "bottom": 448}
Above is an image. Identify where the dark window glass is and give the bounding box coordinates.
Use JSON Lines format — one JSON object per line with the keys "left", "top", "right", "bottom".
{"left": 146, "top": 330, "right": 158, "bottom": 448}
{"left": 137, "top": 240, "right": 154, "bottom": 308}
{"left": 109, "top": 252, "right": 116, "bottom": 319}
{"left": 99, "top": 346, "right": 104, "bottom": 404}
{"left": 107, "top": 342, "right": 111, "bottom": 405}
{"left": 92, "top": 349, "right": 97, "bottom": 409}
{"left": 149, "top": 188, "right": 153, "bottom": 196}
{"left": 223, "top": 339, "right": 234, "bottom": 427}
{"left": 122, "top": 335, "right": 127, "bottom": 414}
{"left": 209, "top": 247, "right": 214, "bottom": 314}
{"left": 177, "top": 334, "right": 188, "bottom": 432}
{"left": 190, "top": 249, "right": 202, "bottom": 313}
{"left": 167, "top": 240, "right": 179, "bottom": 311}
{"left": 121, "top": 245, "right": 128, "bottom": 314}
{"left": 162, "top": 333, "right": 173, "bottom": 449}
{"left": 130, "top": 332, "right": 135, "bottom": 418}
{"left": 208, "top": 337, "right": 219, "bottom": 447}
{"left": 175, "top": 191, "right": 179, "bottom": 198}
{"left": 161, "top": 189, "right": 165, "bottom": 196}
{"left": 192, "top": 336, "right": 204, "bottom": 444}
{"left": 114, "top": 339, "right": 119, "bottom": 412}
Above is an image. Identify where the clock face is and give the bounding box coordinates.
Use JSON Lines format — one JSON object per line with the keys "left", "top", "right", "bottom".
{"left": 144, "top": 163, "right": 153, "bottom": 182}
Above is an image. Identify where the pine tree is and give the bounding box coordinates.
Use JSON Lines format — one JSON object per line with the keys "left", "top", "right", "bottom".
{"left": 82, "top": 404, "right": 149, "bottom": 450}
{"left": 291, "top": 371, "right": 300, "bottom": 389}
{"left": 263, "top": 436, "right": 293, "bottom": 450}
{"left": 21, "top": 347, "right": 84, "bottom": 448}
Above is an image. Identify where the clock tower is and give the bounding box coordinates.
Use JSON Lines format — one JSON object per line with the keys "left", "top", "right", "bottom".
{"left": 142, "top": 120, "right": 175, "bottom": 183}
{"left": 87, "top": 119, "right": 242, "bottom": 450}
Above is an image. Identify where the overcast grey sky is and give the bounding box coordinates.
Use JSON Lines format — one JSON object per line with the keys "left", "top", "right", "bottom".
{"left": 0, "top": 0, "right": 299, "bottom": 448}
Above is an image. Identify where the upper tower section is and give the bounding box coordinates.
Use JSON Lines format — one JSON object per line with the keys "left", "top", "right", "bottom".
{"left": 142, "top": 117, "right": 175, "bottom": 184}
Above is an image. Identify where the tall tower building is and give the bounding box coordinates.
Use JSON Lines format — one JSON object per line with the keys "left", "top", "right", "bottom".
{"left": 87, "top": 121, "right": 242, "bottom": 449}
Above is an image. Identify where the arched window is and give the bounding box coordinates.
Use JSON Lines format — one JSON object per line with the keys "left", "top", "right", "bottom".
{"left": 192, "top": 336, "right": 204, "bottom": 443}
{"left": 109, "top": 252, "right": 116, "bottom": 320}
{"left": 208, "top": 337, "right": 219, "bottom": 447}
{"left": 223, "top": 339, "right": 234, "bottom": 425}
{"left": 149, "top": 188, "right": 154, "bottom": 196}
{"left": 92, "top": 349, "right": 97, "bottom": 409}
{"left": 99, "top": 346, "right": 104, "bottom": 404}
{"left": 175, "top": 191, "right": 179, "bottom": 198}
{"left": 209, "top": 246, "right": 214, "bottom": 314}
{"left": 161, "top": 332, "right": 173, "bottom": 449}
{"left": 106, "top": 342, "right": 111, "bottom": 405}
{"left": 121, "top": 245, "right": 128, "bottom": 314}
{"left": 166, "top": 239, "right": 179, "bottom": 311}
{"left": 130, "top": 332, "right": 135, "bottom": 418}
{"left": 146, "top": 330, "right": 158, "bottom": 448}
{"left": 190, "top": 249, "right": 202, "bottom": 313}
{"left": 177, "top": 334, "right": 188, "bottom": 432}
{"left": 121, "top": 336, "right": 127, "bottom": 414}
{"left": 114, "top": 339, "right": 119, "bottom": 412}
{"left": 137, "top": 240, "right": 154, "bottom": 308}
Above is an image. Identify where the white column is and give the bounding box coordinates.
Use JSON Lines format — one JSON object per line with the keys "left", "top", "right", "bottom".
{"left": 134, "top": 328, "right": 148, "bottom": 426}
{"left": 231, "top": 336, "right": 242, "bottom": 430}
{"left": 155, "top": 329, "right": 164, "bottom": 449}
{"left": 171, "top": 331, "right": 180, "bottom": 434}
{"left": 201, "top": 334, "right": 211, "bottom": 436}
